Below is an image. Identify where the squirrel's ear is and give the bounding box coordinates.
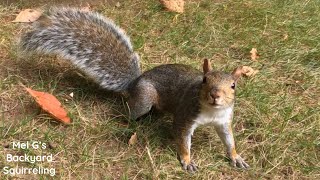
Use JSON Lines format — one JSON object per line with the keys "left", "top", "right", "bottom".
{"left": 203, "top": 59, "right": 213, "bottom": 75}
{"left": 232, "top": 66, "right": 243, "bottom": 81}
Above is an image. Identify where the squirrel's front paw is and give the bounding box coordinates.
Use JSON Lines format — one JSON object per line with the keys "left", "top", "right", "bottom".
{"left": 180, "top": 160, "right": 198, "bottom": 173}
{"left": 230, "top": 154, "right": 249, "bottom": 169}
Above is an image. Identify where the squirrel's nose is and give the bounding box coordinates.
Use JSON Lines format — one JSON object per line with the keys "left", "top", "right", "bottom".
{"left": 210, "top": 93, "right": 220, "bottom": 99}
{"left": 210, "top": 89, "right": 223, "bottom": 100}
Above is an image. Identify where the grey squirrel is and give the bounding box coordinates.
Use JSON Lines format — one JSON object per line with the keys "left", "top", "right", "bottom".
{"left": 20, "top": 7, "right": 249, "bottom": 172}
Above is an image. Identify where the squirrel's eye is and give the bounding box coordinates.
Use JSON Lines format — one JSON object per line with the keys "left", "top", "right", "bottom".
{"left": 231, "top": 82, "right": 236, "bottom": 89}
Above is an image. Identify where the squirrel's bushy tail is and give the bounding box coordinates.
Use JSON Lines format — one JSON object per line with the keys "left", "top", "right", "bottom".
{"left": 20, "top": 7, "right": 141, "bottom": 92}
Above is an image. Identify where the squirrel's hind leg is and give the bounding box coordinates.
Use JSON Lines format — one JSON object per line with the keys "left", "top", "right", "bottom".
{"left": 128, "top": 80, "right": 158, "bottom": 120}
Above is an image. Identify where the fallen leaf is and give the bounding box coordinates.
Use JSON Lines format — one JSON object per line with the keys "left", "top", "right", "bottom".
{"left": 241, "top": 66, "right": 259, "bottom": 77}
{"left": 250, "top": 48, "right": 259, "bottom": 61}
{"left": 25, "top": 87, "right": 71, "bottom": 124}
{"left": 160, "top": 0, "right": 184, "bottom": 13}
{"left": 115, "top": 2, "right": 121, "bottom": 8}
{"left": 3, "top": 143, "right": 10, "bottom": 148}
{"left": 12, "top": 9, "right": 42, "bottom": 23}
{"left": 80, "top": 4, "right": 92, "bottom": 12}
{"left": 48, "top": 142, "right": 57, "bottom": 149}
{"left": 128, "top": 132, "right": 137, "bottom": 145}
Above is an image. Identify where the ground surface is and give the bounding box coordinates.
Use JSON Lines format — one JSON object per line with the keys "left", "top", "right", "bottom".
{"left": 0, "top": 0, "right": 319, "bottom": 179}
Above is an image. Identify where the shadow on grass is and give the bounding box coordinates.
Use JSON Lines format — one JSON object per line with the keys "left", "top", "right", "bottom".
{"left": 13, "top": 53, "right": 176, "bottom": 149}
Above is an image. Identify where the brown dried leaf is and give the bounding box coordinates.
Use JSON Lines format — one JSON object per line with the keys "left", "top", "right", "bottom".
{"left": 115, "top": 2, "right": 121, "bottom": 8}
{"left": 80, "top": 4, "right": 92, "bottom": 12}
{"left": 241, "top": 66, "right": 259, "bottom": 77}
{"left": 128, "top": 132, "right": 138, "bottom": 145}
{"left": 160, "top": 0, "right": 184, "bottom": 13}
{"left": 12, "top": 9, "right": 42, "bottom": 23}
{"left": 250, "top": 48, "right": 259, "bottom": 61}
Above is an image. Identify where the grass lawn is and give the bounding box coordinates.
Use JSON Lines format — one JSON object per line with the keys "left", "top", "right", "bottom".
{"left": 0, "top": 0, "right": 319, "bottom": 179}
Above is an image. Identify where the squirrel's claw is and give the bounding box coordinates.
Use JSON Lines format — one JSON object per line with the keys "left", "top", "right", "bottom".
{"left": 181, "top": 160, "right": 198, "bottom": 173}
{"left": 231, "top": 155, "right": 249, "bottom": 169}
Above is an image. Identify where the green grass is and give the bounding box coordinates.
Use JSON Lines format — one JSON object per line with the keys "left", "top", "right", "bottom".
{"left": 1, "top": 0, "right": 319, "bottom": 179}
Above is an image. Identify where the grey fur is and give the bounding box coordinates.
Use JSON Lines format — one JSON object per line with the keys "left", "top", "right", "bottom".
{"left": 20, "top": 7, "right": 140, "bottom": 92}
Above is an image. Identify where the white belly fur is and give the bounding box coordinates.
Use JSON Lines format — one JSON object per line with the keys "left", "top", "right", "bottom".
{"left": 190, "top": 105, "right": 233, "bottom": 135}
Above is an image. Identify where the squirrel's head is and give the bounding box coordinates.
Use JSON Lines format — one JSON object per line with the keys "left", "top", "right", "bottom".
{"left": 200, "top": 59, "right": 243, "bottom": 109}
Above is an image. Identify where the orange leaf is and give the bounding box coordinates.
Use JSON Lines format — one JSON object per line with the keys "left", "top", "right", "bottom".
{"left": 25, "top": 87, "right": 71, "bottom": 124}
{"left": 80, "top": 3, "right": 92, "bottom": 12}
{"left": 250, "top": 48, "right": 259, "bottom": 61}
{"left": 241, "top": 66, "right": 259, "bottom": 77}
{"left": 12, "top": 9, "right": 42, "bottom": 23}
{"left": 128, "top": 132, "right": 138, "bottom": 145}
{"left": 160, "top": 0, "right": 184, "bottom": 13}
